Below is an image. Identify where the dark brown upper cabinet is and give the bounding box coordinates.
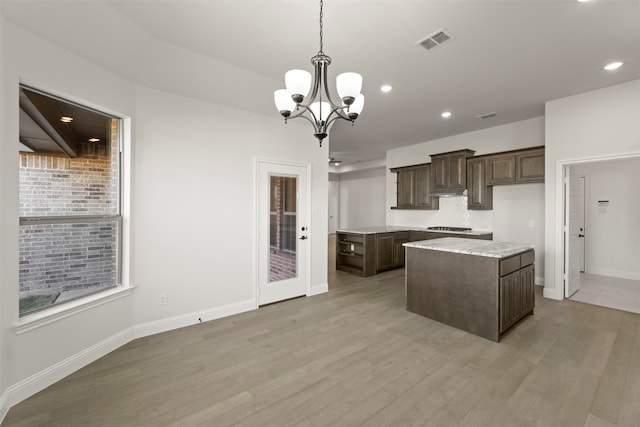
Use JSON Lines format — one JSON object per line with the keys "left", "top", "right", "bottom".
{"left": 487, "top": 146, "right": 544, "bottom": 186}
{"left": 467, "top": 157, "right": 493, "bottom": 210}
{"left": 391, "top": 164, "right": 439, "bottom": 210}
{"left": 430, "top": 149, "right": 475, "bottom": 195}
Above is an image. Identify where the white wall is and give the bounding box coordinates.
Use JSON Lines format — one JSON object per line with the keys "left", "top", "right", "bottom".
{"left": 133, "top": 86, "right": 328, "bottom": 327}
{"left": 572, "top": 158, "right": 640, "bottom": 281}
{"left": 0, "top": 19, "right": 136, "bottom": 412}
{"left": 386, "top": 117, "right": 546, "bottom": 281}
{"left": 337, "top": 167, "right": 386, "bottom": 229}
{"left": 0, "top": 17, "right": 329, "bottom": 417}
{"left": 328, "top": 174, "right": 339, "bottom": 234}
{"left": 544, "top": 79, "right": 640, "bottom": 300}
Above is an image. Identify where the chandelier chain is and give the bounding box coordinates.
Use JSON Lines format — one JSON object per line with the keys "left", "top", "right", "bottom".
{"left": 318, "top": 0, "right": 324, "bottom": 54}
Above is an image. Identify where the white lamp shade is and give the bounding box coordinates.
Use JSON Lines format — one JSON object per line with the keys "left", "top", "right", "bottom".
{"left": 336, "top": 72, "right": 363, "bottom": 100}
{"left": 285, "top": 69, "right": 312, "bottom": 98}
{"left": 310, "top": 101, "right": 332, "bottom": 122}
{"left": 346, "top": 94, "right": 365, "bottom": 115}
{"left": 274, "top": 89, "right": 295, "bottom": 112}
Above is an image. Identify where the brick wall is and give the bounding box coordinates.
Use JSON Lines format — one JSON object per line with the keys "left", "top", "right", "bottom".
{"left": 269, "top": 249, "right": 297, "bottom": 283}
{"left": 19, "top": 121, "right": 120, "bottom": 294}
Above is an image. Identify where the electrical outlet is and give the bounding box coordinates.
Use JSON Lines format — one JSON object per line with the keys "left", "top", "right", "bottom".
{"left": 158, "top": 293, "right": 167, "bottom": 306}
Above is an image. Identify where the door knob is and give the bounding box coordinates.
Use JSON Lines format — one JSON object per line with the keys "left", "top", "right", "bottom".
{"left": 578, "top": 233, "right": 585, "bottom": 238}
{"left": 300, "top": 235, "right": 308, "bottom": 240}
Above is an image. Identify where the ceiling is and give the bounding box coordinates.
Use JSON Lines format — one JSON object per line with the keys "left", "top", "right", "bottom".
{"left": 19, "top": 87, "right": 112, "bottom": 157}
{"left": 3, "top": 0, "right": 639, "bottom": 166}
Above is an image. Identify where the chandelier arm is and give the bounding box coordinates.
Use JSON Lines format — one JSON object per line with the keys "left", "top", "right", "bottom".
{"left": 297, "top": 113, "right": 323, "bottom": 133}
{"left": 286, "top": 104, "right": 312, "bottom": 120}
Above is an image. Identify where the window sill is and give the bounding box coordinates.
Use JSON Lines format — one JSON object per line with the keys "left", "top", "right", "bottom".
{"left": 15, "top": 285, "right": 136, "bottom": 335}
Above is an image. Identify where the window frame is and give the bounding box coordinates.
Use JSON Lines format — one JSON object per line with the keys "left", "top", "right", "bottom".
{"left": 17, "top": 85, "right": 128, "bottom": 321}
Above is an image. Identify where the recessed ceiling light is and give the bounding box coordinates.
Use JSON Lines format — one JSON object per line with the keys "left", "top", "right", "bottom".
{"left": 380, "top": 85, "right": 392, "bottom": 93}
{"left": 441, "top": 111, "right": 452, "bottom": 119}
{"left": 88, "top": 138, "right": 101, "bottom": 143}
{"left": 604, "top": 61, "right": 623, "bottom": 71}
{"left": 60, "top": 116, "right": 73, "bottom": 123}
{"left": 577, "top": 0, "right": 589, "bottom": 3}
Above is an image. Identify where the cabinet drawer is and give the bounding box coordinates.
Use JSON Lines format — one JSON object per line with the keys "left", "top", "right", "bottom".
{"left": 394, "top": 231, "right": 410, "bottom": 240}
{"left": 520, "top": 250, "right": 534, "bottom": 267}
{"left": 338, "top": 234, "right": 363, "bottom": 244}
{"left": 500, "top": 255, "right": 521, "bottom": 276}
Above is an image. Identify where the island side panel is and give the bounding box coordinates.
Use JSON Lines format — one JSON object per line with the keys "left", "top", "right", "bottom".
{"left": 405, "top": 247, "right": 500, "bottom": 342}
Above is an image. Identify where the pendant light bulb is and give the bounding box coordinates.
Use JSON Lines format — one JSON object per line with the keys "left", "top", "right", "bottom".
{"left": 285, "top": 69, "right": 312, "bottom": 103}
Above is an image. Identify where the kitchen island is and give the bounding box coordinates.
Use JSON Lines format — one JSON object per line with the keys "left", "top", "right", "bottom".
{"left": 404, "top": 237, "right": 535, "bottom": 342}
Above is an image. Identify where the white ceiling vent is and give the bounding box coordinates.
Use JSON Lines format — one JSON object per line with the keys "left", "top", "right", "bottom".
{"left": 416, "top": 28, "right": 454, "bottom": 51}
{"left": 477, "top": 112, "right": 498, "bottom": 120}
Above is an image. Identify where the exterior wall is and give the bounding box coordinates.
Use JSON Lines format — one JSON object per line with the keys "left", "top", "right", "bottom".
{"left": 544, "top": 79, "right": 640, "bottom": 299}
{"left": 18, "top": 129, "right": 119, "bottom": 296}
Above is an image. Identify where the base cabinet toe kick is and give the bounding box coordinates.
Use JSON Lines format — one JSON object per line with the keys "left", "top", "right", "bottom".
{"left": 404, "top": 238, "right": 535, "bottom": 342}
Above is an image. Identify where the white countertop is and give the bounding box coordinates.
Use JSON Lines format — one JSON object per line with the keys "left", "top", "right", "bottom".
{"left": 404, "top": 237, "right": 534, "bottom": 259}
{"left": 336, "top": 226, "right": 493, "bottom": 236}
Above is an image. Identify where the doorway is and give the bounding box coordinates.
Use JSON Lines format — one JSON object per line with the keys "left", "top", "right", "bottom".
{"left": 257, "top": 160, "right": 310, "bottom": 306}
{"left": 561, "top": 155, "right": 640, "bottom": 314}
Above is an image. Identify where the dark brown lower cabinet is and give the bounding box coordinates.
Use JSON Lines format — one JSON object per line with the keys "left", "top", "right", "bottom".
{"left": 406, "top": 247, "right": 535, "bottom": 342}
{"left": 376, "top": 233, "right": 395, "bottom": 272}
{"left": 500, "top": 253, "right": 535, "bottom": 333}
{"left": 337, "top": 229, "right": 493, "bottom": 277}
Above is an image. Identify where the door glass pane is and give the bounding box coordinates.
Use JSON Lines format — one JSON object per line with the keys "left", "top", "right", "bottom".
{"left": 269, "top": 175, "right": 297, "bottom": 283}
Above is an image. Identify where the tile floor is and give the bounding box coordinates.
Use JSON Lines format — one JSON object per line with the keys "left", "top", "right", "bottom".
{"left": 569, "top": 273, "right": 640, "bottom": 314}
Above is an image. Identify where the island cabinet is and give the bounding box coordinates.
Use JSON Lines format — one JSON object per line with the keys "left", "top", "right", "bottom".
{"left": 391, "top": 164, "right": 439, "bottom": 210}
{"left": 500, "top": 250, "right": 535, "bottom": 333}
{"left": 486, "top": 146, "right": 545, "bottom": 186}
{"left": 405, "top": 238, "right": 535, "bottom": 342}
{"left": 430, "top": 149, "right": 475, "bottom": 193}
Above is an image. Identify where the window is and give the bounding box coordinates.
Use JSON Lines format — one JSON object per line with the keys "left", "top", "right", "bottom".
{"left": 18, "top": 86, "right": 122, "bottom": 316}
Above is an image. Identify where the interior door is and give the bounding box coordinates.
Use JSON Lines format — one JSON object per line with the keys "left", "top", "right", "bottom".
{"left": 258, "top": 161, "right": 309, "bottom": 305}
{"left": 565, "top": 168, "right": 582, "bottom": 297}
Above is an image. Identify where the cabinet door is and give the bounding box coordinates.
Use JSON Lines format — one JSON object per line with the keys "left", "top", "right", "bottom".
{"left": 487, "top": 154, "right": 516, "bottom": 185}
{"left": 466, "top": 157, "right": 493, "bottom": 210}
{"left": 376, "top": 233, "right": 395, "bottom": 272}
{"left": 516, "top": 148, "right": 545, "bottom": 183}
{"left": 414, "top": 165, "right": 439, "bottom": 210}
{"left": 500, "top": 270, "right": 522, "bottom": 333}
{"left": 447, "top": 154, "right": 467, "bottom": 190}
{"left": 520, "top": 264, "right": 535, "bottom": 315}
{"left": 397, "top": 169, "right": 416, "bottom": 208}
{"left": 430, "top": 156, "right": 448, "bottom": 191}
{"left": 394, "top": 237, "right": 409, "bottom": 268}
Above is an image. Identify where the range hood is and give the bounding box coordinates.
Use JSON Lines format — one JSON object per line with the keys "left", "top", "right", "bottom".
{"left": 429, "top": 188, "right": 468, "bottom": 197}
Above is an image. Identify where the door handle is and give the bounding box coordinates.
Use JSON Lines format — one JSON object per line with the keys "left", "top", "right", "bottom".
{"left": 300, "top": 235, "right": 307, "bottom": 240}
{"left": 578, "top": 234, "right": 584, "bottom": 238}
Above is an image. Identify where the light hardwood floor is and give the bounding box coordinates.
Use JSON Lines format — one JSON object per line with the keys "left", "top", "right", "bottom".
{"left": 4, "top": 236, "right": 640, "bottom": 426}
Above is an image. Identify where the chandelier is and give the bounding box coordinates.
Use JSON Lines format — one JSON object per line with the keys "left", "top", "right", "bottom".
{"left": 274, "top": 0, "right": 364, "bottom": 147}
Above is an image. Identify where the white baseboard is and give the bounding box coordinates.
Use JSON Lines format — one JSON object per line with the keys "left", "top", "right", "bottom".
{"left": 0, "top": 388, "right": 9, "bottom": 425}
{"left": 133, "top": 299, "right": 256, "bottom": 339}
{"left": 4, "top": 327, "right": 134, "bottom": 411}
{"left": 309, "top": 283, "right": 328, "bottom": 296}
{"left": 535, "top": 276, "right": 545, "bottom": 286}
{"left": 586, "top": 268, "right": 640, "bottom": 281}
{"left": 543, "top": 286, "right": 562, "bottom": 301}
